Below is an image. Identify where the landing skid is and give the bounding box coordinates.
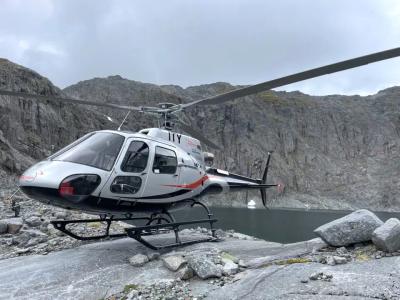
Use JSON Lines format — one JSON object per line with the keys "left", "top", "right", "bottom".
{"left": 50, "top": 201, "right": 219, "bottom": 250}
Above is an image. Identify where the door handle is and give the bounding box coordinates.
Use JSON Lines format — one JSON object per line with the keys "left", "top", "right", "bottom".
{"left": 173, "top": 174, "right": 179, "bottom": 177}
{"left": 141, "top": 172, "right": 147, "bottom": 176}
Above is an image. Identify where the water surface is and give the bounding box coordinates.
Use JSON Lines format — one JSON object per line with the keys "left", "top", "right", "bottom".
{"left": 175, "top": 207, "right": 400, "bottom": 244}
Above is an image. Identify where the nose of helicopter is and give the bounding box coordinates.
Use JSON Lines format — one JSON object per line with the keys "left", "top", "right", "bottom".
{"left": 19, "top": 160, "right": 109, "bottom": 208}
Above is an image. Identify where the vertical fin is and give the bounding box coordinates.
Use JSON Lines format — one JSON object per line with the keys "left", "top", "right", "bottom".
{"left": 260, "top": 151, "right": 273, "bottom": 208}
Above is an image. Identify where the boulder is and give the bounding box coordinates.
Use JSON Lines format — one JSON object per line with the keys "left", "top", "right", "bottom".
{"left": 222, "top": 258, "right": 239, "bottom": 275}
{"left": 4, "top": 217, "right": 23, "bottom": 234}
{"left": 0, "top": 221, "right": 7, "bottom": 234}
{"left": 333, "top": 256, "right": 347, "bottom": 265}
{"left": 372, "top": 218, "right": 400, "bottom": 252}
{"left": 326, "top": 256, "right": 336, "bottom": 266}
{"left": 176, "top": 265, "right": 194, "bottom": 280}
{"left": 188, "top": 256, "right": 222, "bottom": 279}
{"left": 314, "top": 209, "right": 383, "bottom": 246}
{"left": 162, "top": 255, "right": 187, "bottom": 272}
{"left": 55, "top": 211, "right": 68, "bottom": 220}
{"left": 147, "top": 252, "right": 160, "bottom": 261}
{"left": 128, "top": 254, "right": 149, "bottom": 267}
{"left": 25, "top": 216, "right": 41, "bottom": 227}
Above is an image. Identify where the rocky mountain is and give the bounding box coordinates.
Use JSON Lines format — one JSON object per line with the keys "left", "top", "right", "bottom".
{"left": 1, "top": 58, "right": 400, "bottom": 211}
{"left": 0, "top": 59, "right": 120, "bottom": 188}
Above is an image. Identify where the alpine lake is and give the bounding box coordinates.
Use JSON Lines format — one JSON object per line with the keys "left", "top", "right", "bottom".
{"left": 174, "top": 206, "right": 400, "bottom": 244}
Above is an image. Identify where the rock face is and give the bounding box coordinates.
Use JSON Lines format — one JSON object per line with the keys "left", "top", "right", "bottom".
{"left": 372, "top": 218, "right": 400, "bottom": 252}
{"left": 314, "top": 209, "right": 383, "bottom": 246}
{"left": 0, "top": 59, "right": 111, "bottom": 187}
{"left": 2, "top": 59, "right": 400, "bottom": 211}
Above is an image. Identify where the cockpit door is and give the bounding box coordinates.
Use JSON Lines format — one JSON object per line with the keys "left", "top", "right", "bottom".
{"left": 141, "top": 145, "right": 180, "bottom": 199}
{"left": 100, "top": 138, "right": 152, "bottom": 199}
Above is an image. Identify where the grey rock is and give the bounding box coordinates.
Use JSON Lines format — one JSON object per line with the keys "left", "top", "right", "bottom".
{"left": 0, "top": 221, "right": 7, "bottom": 234}
{"left": 188, "top": 256, "right": 222, "bottom": 279}
{"left": 23, "top": 229, "right": 48, "bottom": 238}
{"left": 309, "top": 271, "right": 333, "bottom": 281}
{"left": 372, "top": 218, "right": 400, "bottom": 252}
{"left": 326, "top": 256, "right": 336, "bottom": 266}
{"left": 147, "top": 252, "right": 160, "bottom": 261}
{"left": 314, "top": 209, "right": 383, "bottom": 246}
{"left": 128, "top": 254, "right": 149, "bottom": 267}
{"left": 25, "top": 216, "right": 41, "bottom": 227}
{"left": 309, "top": 272, "right": 322, "bottom": 280}
{"left": 214, "top": 229, "right": 226, "bottom": 238}
{"left": 176, "top": 266, "right": 194, "bottom": 280}
{"left": 55, "top": 211, "right": 68, "bottom": 220}
{"left": 222, "top": 259, "right": 239, "bottom": 275}
{"left": 336, "top": 246, "right": 348, "bottom": 255}
{"left": 4, "top": 217, "right": 23, "bottom": 234}
{"left": 16, "top": 248, "right": 31, "bottom": 255}
{"left": 162, "top": 255, "right": 187, "bottom": 272}
{"left": 238, "top": 259, "right": 247, "bottom": 268}
{"left": 333, "top": 256, "right": 347, "bottom": 264}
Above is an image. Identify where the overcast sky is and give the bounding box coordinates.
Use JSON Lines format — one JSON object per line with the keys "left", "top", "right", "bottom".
{"left": 0, "top": 0, "right": 399, "bottom": 95}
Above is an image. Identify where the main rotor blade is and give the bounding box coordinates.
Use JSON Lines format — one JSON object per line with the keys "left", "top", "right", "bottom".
{"left": 177, "top": 121, "right": 221, "bottom": 150}
{"left": 0, "top": 90, "right": 144, "bottom": 111}
{"left": 179, "top": 47, "right": 400, "bottom": 108}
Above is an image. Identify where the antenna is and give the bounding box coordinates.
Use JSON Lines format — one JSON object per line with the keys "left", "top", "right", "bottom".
{"left": 117, "top": 111, "right": 131, "bottom": 131}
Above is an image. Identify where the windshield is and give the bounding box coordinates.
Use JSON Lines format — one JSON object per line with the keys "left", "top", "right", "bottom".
{"left": 53, "top": 132, "right": 125, "bottom": 171}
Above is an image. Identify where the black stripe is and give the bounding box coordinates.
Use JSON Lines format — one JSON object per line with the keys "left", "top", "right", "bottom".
{"left": 139, "top": 189, "right": 191, "bottom": 199}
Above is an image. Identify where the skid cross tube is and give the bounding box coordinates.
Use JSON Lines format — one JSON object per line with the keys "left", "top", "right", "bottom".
{"left": 50, "top": 216, "right": 151, "bottom": 241}
{"left": 50, "top": 202, "right": 220, "bottom": 249}
{"left": 125, "top": 218, "right": 218, "bottom": 250}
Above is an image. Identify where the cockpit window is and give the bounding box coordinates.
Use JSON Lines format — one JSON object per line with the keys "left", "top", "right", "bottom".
{"left": 121, "top": 141, "right": 149, "bottom": 173}
{"left": 52, "top": 132, "right": 125, "bottom": 171}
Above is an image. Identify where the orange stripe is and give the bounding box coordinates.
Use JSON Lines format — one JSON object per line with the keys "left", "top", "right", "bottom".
{"left": 163, "top": 175, "right": 209, "bottom": 189}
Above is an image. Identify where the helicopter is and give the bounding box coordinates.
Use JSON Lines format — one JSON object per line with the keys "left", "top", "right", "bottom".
{"left": 1, "top": 47, "right": 400, "bottom": 250}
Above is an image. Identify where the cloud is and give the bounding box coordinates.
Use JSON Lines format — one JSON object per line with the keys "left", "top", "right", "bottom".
{"left": 0, "top": 0, "right": 399, "bottom": 96}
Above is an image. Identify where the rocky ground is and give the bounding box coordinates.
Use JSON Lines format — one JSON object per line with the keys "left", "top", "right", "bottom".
{"left": 0, "top": 191, "right": 129, "bottom": 260}
{"left": 1, "top": 230, "right": 400, "bottom": 300}
{"left": 1, "top": 207, "right": 400, "bottom": 299}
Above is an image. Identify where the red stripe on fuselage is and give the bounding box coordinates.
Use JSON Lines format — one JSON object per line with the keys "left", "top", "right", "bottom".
{"left": 163, "top": 175, "right": 209, "bottom": 189}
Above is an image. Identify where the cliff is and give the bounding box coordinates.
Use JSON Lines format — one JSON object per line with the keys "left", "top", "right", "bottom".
{"left": 1, "top": 58, "right": 400, "bottom": 211}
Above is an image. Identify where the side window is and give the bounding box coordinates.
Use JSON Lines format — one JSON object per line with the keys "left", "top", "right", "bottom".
{"left": 153, "top": 146, "right": 177, "bottom": 174}
{"left": 110, "top": 176, "right": 141, "bottom": 194}
{"left": 121, "top": 141, "right": 149, "bottom": 173}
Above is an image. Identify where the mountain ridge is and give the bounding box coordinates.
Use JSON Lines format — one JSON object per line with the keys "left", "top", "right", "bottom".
{"left": 1, "top": 58, "right": 400, "bottom": 211}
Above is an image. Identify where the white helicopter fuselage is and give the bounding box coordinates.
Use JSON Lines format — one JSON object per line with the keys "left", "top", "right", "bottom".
{"left": 19, "top": 128, "right": 265, "bottom": 215}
